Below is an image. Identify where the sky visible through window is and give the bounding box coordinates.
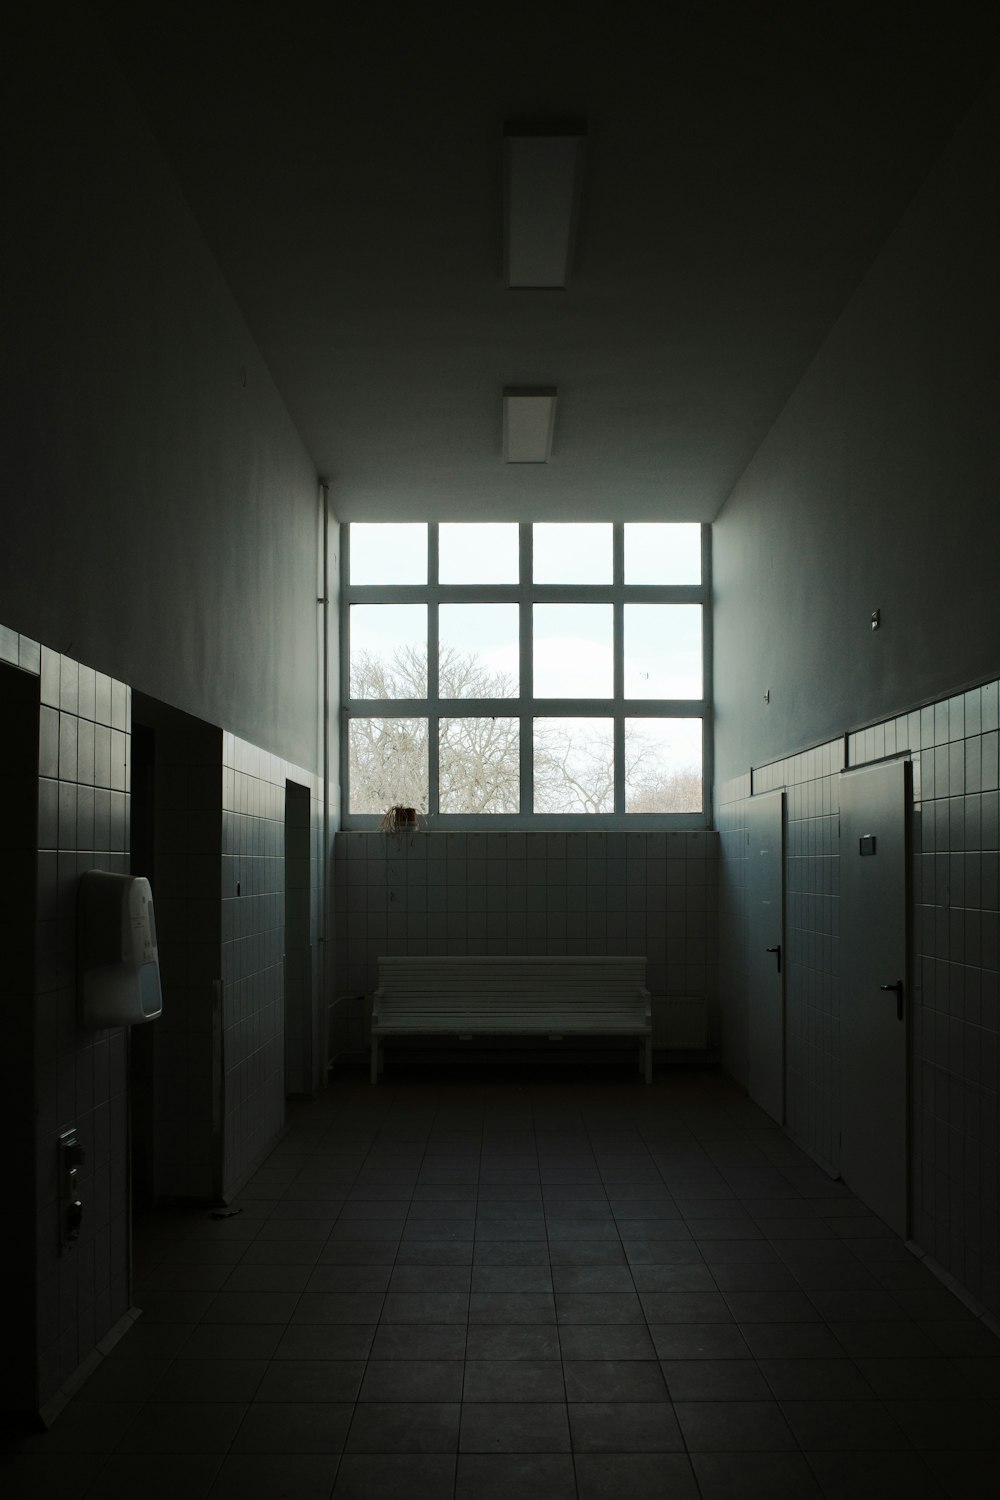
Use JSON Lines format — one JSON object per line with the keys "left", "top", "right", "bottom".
{"left": 345, "top": 523, "right": 705, "bottom": 818}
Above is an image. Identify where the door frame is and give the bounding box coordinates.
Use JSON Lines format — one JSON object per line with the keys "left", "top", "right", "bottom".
{"left": 838, "top": 755, "right": 912, "bottom": 1237}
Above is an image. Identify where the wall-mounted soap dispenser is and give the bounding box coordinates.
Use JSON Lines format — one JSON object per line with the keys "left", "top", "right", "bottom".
{"left": 77, "top": 870, "right": 162, "bottom": 1028}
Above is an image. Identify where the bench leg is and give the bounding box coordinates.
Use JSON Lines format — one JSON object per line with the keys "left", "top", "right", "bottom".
{"left": 371, "top": 1038, "right": 379, "bottom": 1086}
{"left": 644, "top": 1037, "right": 652, "bottom": 1085}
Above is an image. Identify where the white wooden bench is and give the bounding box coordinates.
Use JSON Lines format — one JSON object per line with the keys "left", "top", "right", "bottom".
{"left": 371, "top": 955, "right": 652, "bottom": 1084}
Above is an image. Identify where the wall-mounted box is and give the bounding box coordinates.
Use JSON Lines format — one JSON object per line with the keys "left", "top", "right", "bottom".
{"left": 77, "top": 870, "right": 162, "bottom": 1028}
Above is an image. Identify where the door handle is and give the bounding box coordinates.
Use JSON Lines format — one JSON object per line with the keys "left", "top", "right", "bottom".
{"left": 880, "top": 979, "right": 904, "bottom": 1020}
{"left": 766, "top": 945, "right": 781, "bottom": 973}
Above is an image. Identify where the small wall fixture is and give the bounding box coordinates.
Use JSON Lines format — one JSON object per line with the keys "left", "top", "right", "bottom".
{"left": 503, "top": 388, "right": 557, "bottom": 463}
{"left": 503, "top": 124, "right": 586, "bottom": 288}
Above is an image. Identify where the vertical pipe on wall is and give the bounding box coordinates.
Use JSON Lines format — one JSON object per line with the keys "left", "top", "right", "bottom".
{"left": 319, "top": 478, "right": 331, "bottom": 1083}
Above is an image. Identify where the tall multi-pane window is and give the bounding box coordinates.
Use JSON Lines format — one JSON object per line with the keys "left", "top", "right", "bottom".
{"left": 341, "top": 522, "right": 710, "bottom": 826}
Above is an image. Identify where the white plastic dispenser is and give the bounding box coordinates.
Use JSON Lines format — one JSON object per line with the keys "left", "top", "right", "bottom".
{"left": 77, "top": 870, "right": 162, "bottom": 1028}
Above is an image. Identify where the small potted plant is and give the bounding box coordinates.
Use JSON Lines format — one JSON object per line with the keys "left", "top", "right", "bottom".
{"left": 380, "top": 805, "right": 421, "bottom": 834}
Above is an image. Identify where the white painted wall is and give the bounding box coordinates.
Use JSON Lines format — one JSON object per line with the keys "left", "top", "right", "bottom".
{"left": 713, "top": 77, "right": 1000, "bottom": 788}
{"left": 3, "top": 8, "right": 324, "bottom": 774}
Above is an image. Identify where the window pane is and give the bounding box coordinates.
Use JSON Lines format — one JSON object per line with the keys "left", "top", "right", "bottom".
{"left": 350, "top": 604, "right": 427, "bottom": 697}
{"left": 534, "top": 718, "right": 614, "bottom": 813}
{"left": 533, "top": 604, "right": 612, "bottom": 697}
{"left": 349, "top": 523, "right": 427, "bottom": 584}
{"left": 348, "top": 718, "right": 428, "bottom": 814}
{"left": 624, "top": 523, "right": 701, "bottom": 583}
{"left": 624, "top": 604, "right": 702, "bottom": 698}
{"left": 533, "top": 523, "right": 612, "bottom": 583}
{"left": 440, "top": 718, "right": 520, "bottom": 813}
{"left": 625, "top": 719, "right": 702, "bottom": 813}
{"left": 440, "top": 605, "right": 518, "bottom": 698}
{"left": 440, "top": 523, "right": 519, "bottom": 584}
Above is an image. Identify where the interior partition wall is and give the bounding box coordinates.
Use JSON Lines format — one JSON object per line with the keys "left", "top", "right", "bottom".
{"left": 717, "top": 678, "right": 1000, "bottom": 1319}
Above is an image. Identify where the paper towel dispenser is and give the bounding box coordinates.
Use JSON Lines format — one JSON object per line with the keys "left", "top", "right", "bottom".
{"left": 77, "top": 870, "right": 162, "bottom": 1028}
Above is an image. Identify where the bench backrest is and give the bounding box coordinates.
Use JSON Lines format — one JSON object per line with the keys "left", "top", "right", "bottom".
{"left": 376, "top": 955, "right": 648, "bottom": 996}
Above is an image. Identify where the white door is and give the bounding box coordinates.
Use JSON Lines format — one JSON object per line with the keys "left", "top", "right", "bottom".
{"left": 747, "top": 792, "right": 785, "bottom": 1123}
{"left": 839, "top": 758, "right": 910, "bottom": 1237}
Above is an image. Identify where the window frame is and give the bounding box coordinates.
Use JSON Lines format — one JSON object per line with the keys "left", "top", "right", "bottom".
{"left": 340, "top": 521, "right": 712, "bottom": 828}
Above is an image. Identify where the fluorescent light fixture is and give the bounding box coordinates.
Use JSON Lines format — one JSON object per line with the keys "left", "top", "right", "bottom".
{"left": 503, "top": 387, "right": 557, "bottom": 463}
{"left": 503, "top": 125, "right": 586, "bottom": 288}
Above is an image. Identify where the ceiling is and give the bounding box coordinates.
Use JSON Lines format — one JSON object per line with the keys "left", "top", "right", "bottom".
{"left": 93, "top": 1, "right": 997, "bottom": 522}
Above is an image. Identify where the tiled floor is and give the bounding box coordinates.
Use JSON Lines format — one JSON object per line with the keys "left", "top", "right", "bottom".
{"left": 4, "top": 1065, "right": 1000, "bottom": 1498}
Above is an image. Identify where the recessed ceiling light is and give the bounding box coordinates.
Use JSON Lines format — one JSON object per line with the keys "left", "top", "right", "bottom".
{"left": 503, "top": 125, "right": 586, "bottom": 289}
{"left": 503, "top": 388, "right": 557, "bottom": 463}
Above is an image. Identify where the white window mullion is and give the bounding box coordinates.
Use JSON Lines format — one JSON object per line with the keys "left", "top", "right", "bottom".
{"left": 519, "top": 522, "right": 532, "bottom": 817}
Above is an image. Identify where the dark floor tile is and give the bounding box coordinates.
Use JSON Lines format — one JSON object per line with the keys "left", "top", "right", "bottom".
{"left": 133, "top": 1290, "right": 221, "bottom": 1324}
{"left": 82, "top": 1454, "right": 221, "bottom": 1499}
{"left": 648, "top": 1323, "right": 749, "bottom": 1360}
{"left": 241, "top": 1240, "right": 323, "bottom": 1266}
{"left": 459, "top": 1401, "right": 570, "bottom": 1452}
{"left": 306, "top": 1265, "right": 392, "bottom": 1293}
{"left": 116, "top": 1402, "right": 247, "bottom": 1453}
{"left": 948, "top": 1355, "right": 1000, "bottom": 1395}
{"left": 854, "top": 1356, "right": 973, "bottom": 1398}
{"left": 255, "top": 1360, "right": 366, "bottom": 1402}
{"left": 563, "top": 1360, "right": 667, "bottom": 1402}
{"left": 469, "top": 1293, "right": 555, "bottom": 1323}
{"left": 75, "top": 1358, "right": 169, "bottom": 1403}
{"left": 391, "top": 1265, "right": 473, "bottom": 1292}
{"left": 463, "top": 1361, "right": 565, "bottom": 1401}
{"left": 210, "top": 1453, "right": 340, "bottom": 1499}
{"left": 885, "top": 1397, "right": 1000, "bottom": 1450}
{"left": 455, "top": 1453, "right": 576, "bottom": 1500}
{"left": 472, "top": 1266, "right": 553, "bottom": 1293}
{"left": 661, "top": 1358, "right": 770, "bottom": 1400}
{"left": 347, "top": 1401, "right": 461, "bottom": 1453}
{"left": 780, "top": 1399, "right": 909, "bottom": 1451}
{"left": 691, "top": 1451, "right": 823, "bottom": 1498}
{"left": 152, "top": 1358, "right": 268, "bottom": 1402}
{"left": 629, "top": 1263, "right": 717, "bottom": 1292}
{"left": 203, "top": 1292, "right": 300, "bottom": 1325}
{"left": 555, "top": 1293, "right": 643, "bottom": 1324}
{"left": 396, "top": 1241, "right": 475, "bottom": 1266}
{"left": 827, "top": 1321, "right": 939, "bottom": 1358}
{"left": 333, "top": 1453, "right": 457, "bottom": 1499}
{"left": 0, "top": 1454, "right": 106, "bottom": 1500}
{"left": 317, "top": 1240, "right": 399, "bottom": 1266}
{"left": 622, "top": 1240, "right": 704, "bottom": 1265}
{"left": 360, "top": 1359, "right": 464, "bottom": 1402}
{"left": 640, "top": 1291, "right": 732, "bottom": 1322}
{"left": 805, "top": 1449, "right": 947, "bottom": 1499}
{"left": 917, "top": 1319, "right": 1000, "bottom": 1356}
{"left": 558, "top": 1324, "right": 656, "bottom": 1360}
{"left": 7, "top": 1403, "right": 137, "bottom": 1456}
{"left": 740, "top": 1323, "right": 844, "bottom": 1359}
{"left": 568, "top": 1400, "right": 683, "bottom": 1452}
{"left": 465, "top": 1325, "right": 560, "bottom": 1361}
{"left": 806, "top": 1288, "right": 907, "bottom": 1321}
{"left": 223, "top": 1264, "right": 312, "bottom": 1293}
{"left": 676, "top": 1399, "right": 797, "bottom": 1451}
{"left": 923, "top": 1448, "right": 1000, "bottom": 1499}
{"left": 273, "top": 1324, "right": 376, "bottom": 1361}
{"left": 472, "top": 1241, "right": 550, "bottom": 1266}
{"left": 231, "top": 1402, "right": 353, "bottom": 1453}
{"left": 381, "top": 1292, "right": 469, "bottom": 1323}
{"left": 757, "top": 1357, "right": 876, "bottom": 1401}
{"left": 369, "top": 1323, "right": 468, "bottom": 1360}
{"left": 574, "top": 1453, "right": 700, "bottom": 1500}
{"left": 548, "top": 1241, "right": 628, "bottom": 1266}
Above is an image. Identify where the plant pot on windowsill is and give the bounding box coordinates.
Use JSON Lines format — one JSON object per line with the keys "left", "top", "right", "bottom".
{"left": 380, "top": 805, "right": 421, "bottom": 834}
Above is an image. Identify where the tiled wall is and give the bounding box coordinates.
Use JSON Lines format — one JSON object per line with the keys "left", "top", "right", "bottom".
{"left": 0, "top": 628, "right": 133, "bottom": 1411}
{"left": 1, "top": 652, "right": 41, "bottom": 1412}
{"left": 221, "top": 735, "right": 322, "bottom": 1198}
{"left": 717, "top": 681, "right": 1000, "bottom": 1317}
{"left": 332, "top": 829, "right": 718, "bottom": 1058}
